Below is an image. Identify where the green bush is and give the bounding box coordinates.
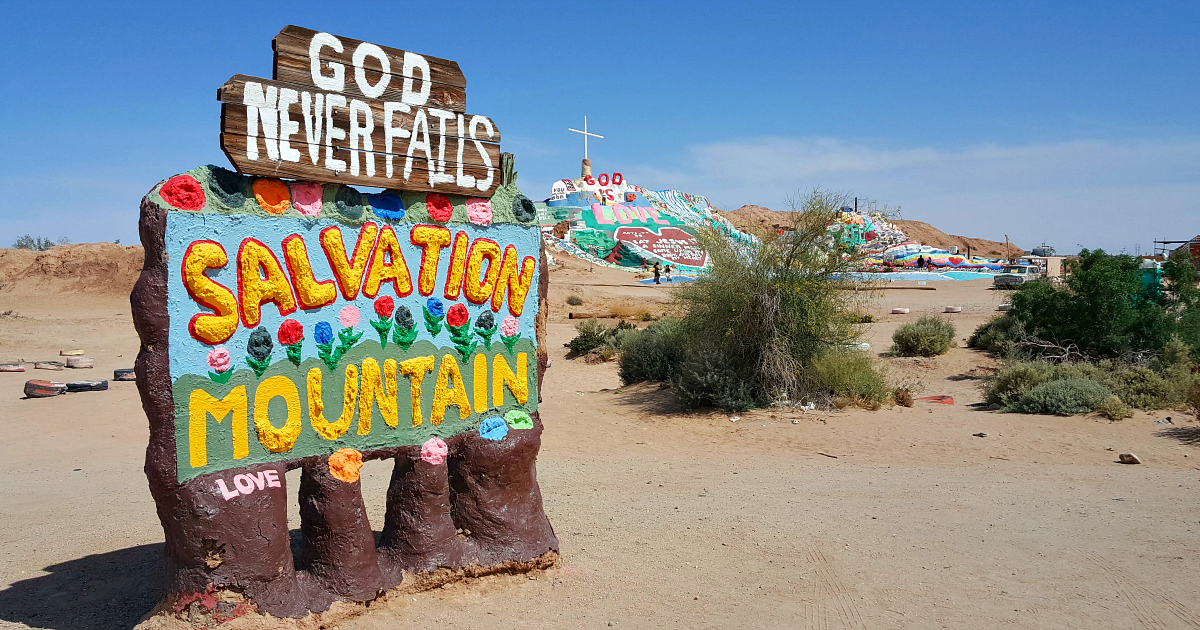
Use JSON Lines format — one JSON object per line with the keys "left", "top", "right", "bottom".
{"left": 1095, "top": 395, "right": 1134, "bottom": 420}
{"left": 891, "top": 317, "right": 955, "bottom": 357}
{"left": 1006, "top": 378, "right": 1113, "bottom": 415}
{"left": 1000, "top": 248, "right": 1200, "bottom": 359}
{"left": 968, "top": 315, "right": 1027, "bottom": 356}
{"left": 566, "top": 319, "right": 612, "bottom": 354}
{"left": 618, "top": 319, "right": 687, "bottom": 384}
{"left": 671, "top": 347, "right": 761, "bottom": 412}
{"left": 809, "top": 349, "right": 888, "bottom": 403}
{"left": 983, "top": 357, "right": 1200, "bottom": 412}
{"left": 983, "top": 361, "right": 1057, "bottom": 406}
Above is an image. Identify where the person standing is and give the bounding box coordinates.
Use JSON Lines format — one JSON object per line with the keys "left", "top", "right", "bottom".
{"left": 916, "top": 255, "right": 925, "bottom": 271}
{"left": 664, "top": 265, "right": 673, "bottom": 283}
{"left": 653, "top": 261, "right": 661, "bottom": 284}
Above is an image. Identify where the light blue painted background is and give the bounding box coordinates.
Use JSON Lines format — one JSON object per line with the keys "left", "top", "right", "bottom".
{"left": 165, "top": 213, "right": 541, "bottom": 382}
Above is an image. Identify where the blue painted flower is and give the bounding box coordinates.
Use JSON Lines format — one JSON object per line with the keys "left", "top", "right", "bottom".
{"left": 368, "top": 192, "right": 405, "bottom": 220}
{"left": 314, "top": 321, "right": 334, "bottom": 345}
{"left": 425, "top": 297, "right": 445, "bottom": 318}
{"left": 479, "top": 417, "right": 508, "bottom": 441}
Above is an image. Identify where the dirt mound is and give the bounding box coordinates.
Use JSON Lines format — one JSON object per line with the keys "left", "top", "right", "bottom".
{"left": 719, "top": 205, "right": 796, "bottom": 232}
{"left": 0, "top": 243, "right": 144, "bottom": 296}
{"left": 718, "top": 206, "right": 1022, "bottom": 257}
{"left": 891, "top": 219, "right": 1023, "bottom": 258}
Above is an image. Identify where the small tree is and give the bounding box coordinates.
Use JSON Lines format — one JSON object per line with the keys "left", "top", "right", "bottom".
{"left": 667, "top": 189, "right": 880, "bottom": 407}
{"left": 11, "top": 235, "right": 69, "bottom": 251}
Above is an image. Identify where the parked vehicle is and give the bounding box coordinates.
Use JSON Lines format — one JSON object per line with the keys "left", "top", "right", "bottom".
{"left": 993, "top": 264, "right": 1043, "bottom": 288}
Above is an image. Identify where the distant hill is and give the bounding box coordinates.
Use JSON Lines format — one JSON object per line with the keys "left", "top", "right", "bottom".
{"left": 719, "top": 206, "right": 1024, "bottom": 258}
{"left": 0, "top": 243, "right": 143, "bottom": 296}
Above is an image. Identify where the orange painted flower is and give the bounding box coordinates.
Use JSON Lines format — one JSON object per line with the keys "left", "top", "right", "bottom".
{"left": 253, "top": 179, "right": 291, "bottom": 215}
{"left": 328, "top": 447, "right": 364, "bottom": 483}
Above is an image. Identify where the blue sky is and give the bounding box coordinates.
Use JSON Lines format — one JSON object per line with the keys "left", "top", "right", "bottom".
{"left": 2, "top": 0, "right": 1197, "bottom": 253}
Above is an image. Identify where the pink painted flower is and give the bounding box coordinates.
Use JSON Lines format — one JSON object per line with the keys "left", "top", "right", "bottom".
{"left": 420, "top": 437, "right": 448, "bottom": 465}
{"left": 338, "top": 305, "right": 360, "bottom": 328}
{"left": 501, "top": 315, "right": 519, "bottom": 337}
{"left": 466, "top": 198, "right": 492, "bottom": 226}
{"left": 207, "top": 346, "right": 231, "bottom": 372}
{"left": 290, "top": 182, "right": 323, "bottom": 217}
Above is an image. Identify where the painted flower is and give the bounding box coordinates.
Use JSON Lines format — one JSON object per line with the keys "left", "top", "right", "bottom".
{"left": 277, "top": 319, "right": 304, "bottom": 346}
{"left": 420, "top": 437, "right": 448, "bottom": 465}
{"left": 478, "top": 417, "right": 509, "bottom": 442}
{"left": 290, "top": 182, "right": 324, "bottom": 217}
{"left": 368, "top": 192, "right": 405, "bottom": 220}
{"left": 447, "top": 303, "right": 469, "bottom": 328}
{"left": 394, "top": 305, "right": 415, "bottom": 329}
{"left": 252, "top": 179, "right": 291, "bottom": 215}
{"left": 476, "top": 310, "right": 495, "bottom": 331}
{"left": 466, "top": 198, "right": 492, "bottom": 226}
{"left": 207, "top": 346, "right": 231, "bottom": 372}
{"left": 338, "top": 305, "right": 360, "bottom": 328}
{"left": 247, "top": 327, "right": 273, "bottom": 361}
{"left": 314, "top": 321, "right": 334, "bottom": 345}
{"left": 374, "top": 296, "right": 395, "bottom": 318}
{"left": 512, "top": 195, "right": 536, "bottom": 222}
{"left": 160, "top": 175, "right": 206, "bottom": 211}
{"left": 425, "top": 297, "right": 445, "bottom": 318}
{"left": 425, "top": 193, "right": 453, "bottom": 222}
{"left": 501, "top": 316, "right": 519, "bottom": 337}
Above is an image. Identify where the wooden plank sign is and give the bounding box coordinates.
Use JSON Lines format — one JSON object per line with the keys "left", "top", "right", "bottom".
{"left": 220, "top": 26, "right": 500, "bottom": 195}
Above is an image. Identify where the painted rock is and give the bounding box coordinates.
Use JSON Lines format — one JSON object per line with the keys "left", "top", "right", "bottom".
{"left": 65, "top": 357, "right": 94, "bottom": 369}
{"left": 113, "top": 368, "right": 136, "bottom": 381}
{"left": 891, "top": 308, "right": 910, "bottom": 314}
{"left": 0, "top": 363, "right": 25, "bottom": 372}
{"left": 34, "top": 361, "right": 65, "bottom": 370}
{"left": 66, "top": 380, "right": 109, "bottom": 392}
{"left": 944, "top": 306, "right": 962, "bottom": 313}
{"left": 1118, "top": 453, "right": 1141, "bottom": 464}
{"left": 59, "top": 349, "right": 84, "bottom": 356}
{"left": 24, "top": 380, "right": 67, "bottom": 397}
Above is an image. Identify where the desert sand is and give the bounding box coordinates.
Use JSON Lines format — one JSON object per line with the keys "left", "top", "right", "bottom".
{"left": 1, "top": 248, "right": 1198, "bottom": 629}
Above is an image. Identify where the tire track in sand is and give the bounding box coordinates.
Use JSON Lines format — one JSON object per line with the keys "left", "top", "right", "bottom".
{"left": 1085, "top": 551, "right": 1200, "bottom": 629}
{"left": 805, "top": 543, "right": 866, "bottom": 630}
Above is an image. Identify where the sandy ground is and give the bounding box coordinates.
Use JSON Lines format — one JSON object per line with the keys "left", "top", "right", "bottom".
{"left": 1, "top": 260, "right": 1199, "bottom": 629}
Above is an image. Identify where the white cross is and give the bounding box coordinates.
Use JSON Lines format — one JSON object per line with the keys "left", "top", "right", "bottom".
{"left": 568, "top": 116, "right": 603, "bottom": 160}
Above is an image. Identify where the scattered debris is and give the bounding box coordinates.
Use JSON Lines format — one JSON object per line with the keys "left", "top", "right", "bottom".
{"left": 730, "top": 416, "right": 740, "bottom": 423}
{"left": 973, "top": 432, "right": 989, "bottom": 438}
{"left": 34, "top": 361, "right": 64, "bottom": 370}
{"left": 916, "top": 395, "right": 955, "bottom": 405}
{"left": 791, "top": 419, "right": 800, "bottom": 424}
{"left": 65, "top": 357, "right": 94, "bottom": 369}
{"left": 1118, "top": 453, "right": 1141, "bottom": 465}
{"left": 997, "top": 303, "right": 1013, "bottom": 311}
{"left": 24, "top": 380, "right": 67, "bottom": 397}
{"left": 59, "top": 349, "right": 84, "bottom": 356}
{"left": 1154, "top": 417, "right": 1173, "bottom": 425}
{"left": 113, "top": 368, "right": 136, "bottom": 381}
{"left": 0, "top": 362, "right": 26, "bottom": 372}
{"left": 66, "top": 380, "right": 109, "bottom": 392}
{"left": 891, "top": 308, "right": 910, "bottom": 314}
{"left": 989, "top": 455, "right": 1010, "bottom": 461}
{"left": 817, "top": 452, "right": 839, "bottom": 459}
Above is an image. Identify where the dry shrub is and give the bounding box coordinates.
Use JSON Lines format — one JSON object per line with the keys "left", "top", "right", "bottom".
{"left": 566, "top": 295, "right": 583, "bottom": 306}
{"left": 893, "top": 388, "right": 913, "bottom": 407}
{"left": 892, "top": 317, "right": 955, "bottom": 357}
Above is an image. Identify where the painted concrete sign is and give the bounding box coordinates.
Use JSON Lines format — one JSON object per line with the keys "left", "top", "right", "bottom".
{"left": 135, "top": 149, "right": 554, "bottom": 616}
